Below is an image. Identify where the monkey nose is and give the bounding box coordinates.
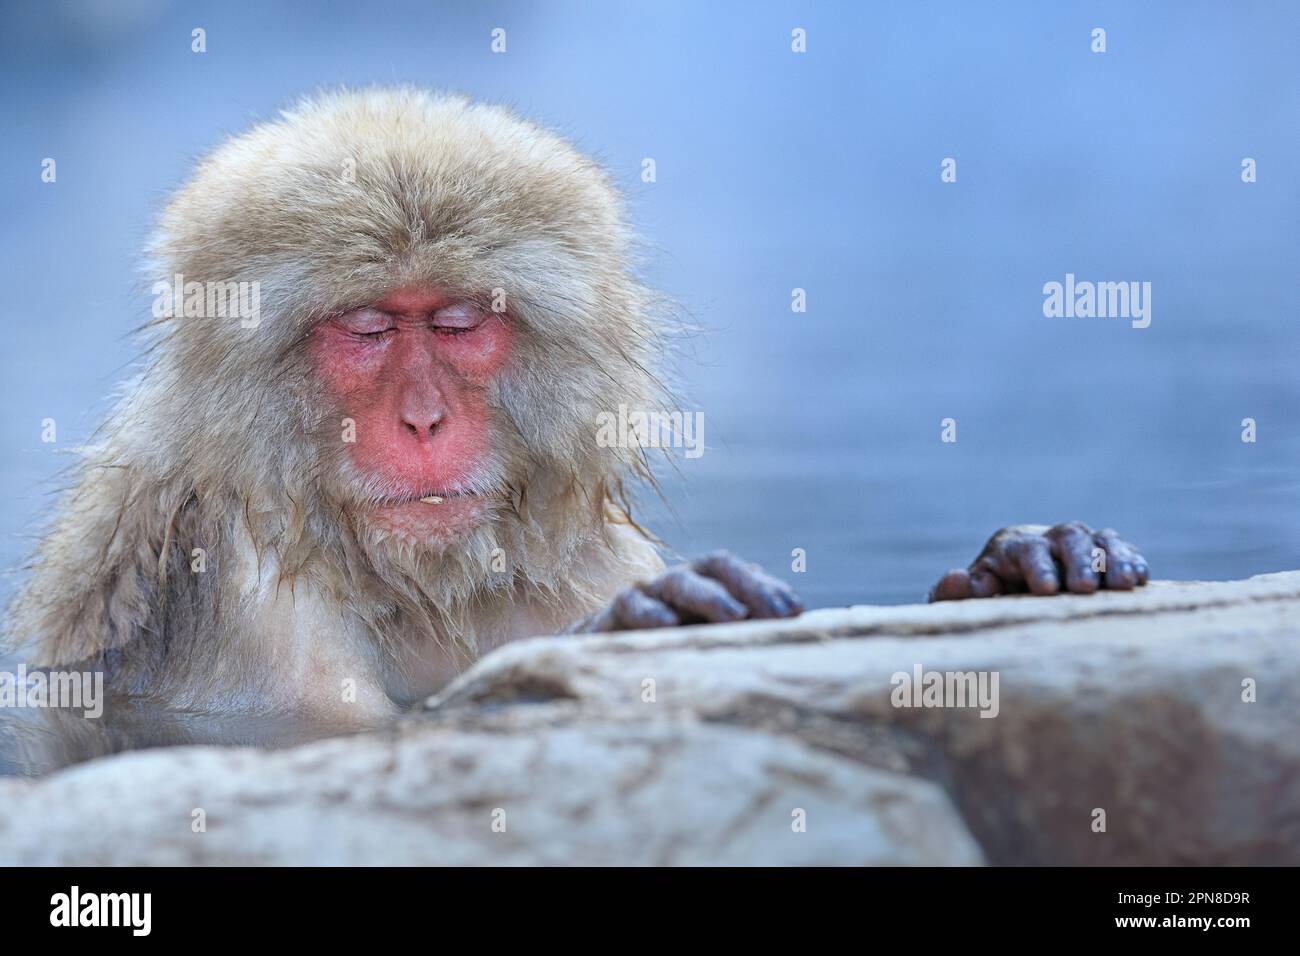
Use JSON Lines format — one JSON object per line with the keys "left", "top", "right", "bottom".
{"left": 400, "top": 405, "right": 444, "bottom": 439}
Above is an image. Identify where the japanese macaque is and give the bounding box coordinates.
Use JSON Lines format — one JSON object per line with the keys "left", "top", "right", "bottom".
{"left": 5, "top": 88, "right": 802, "bottom": 719}
{"left": 4, "top": 88, "right": 1145, "bottom": 721}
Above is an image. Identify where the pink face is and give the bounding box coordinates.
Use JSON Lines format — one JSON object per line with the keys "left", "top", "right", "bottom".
{"left": 311, "top": 287, "right": 512, "bottom": 542}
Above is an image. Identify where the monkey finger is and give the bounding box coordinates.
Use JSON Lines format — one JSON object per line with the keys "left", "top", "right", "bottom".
{"left": 1093, "top": 529, "right": 1140, "bottom": 590}
{"left": 969, "top": 566, "right": 1004, "bottom": 598}
{"left": 1046, "top": 523, "right": 1100, "bottom": 593}
{"left": 612, "top": 588, "right": 680, "bottom": 630}
{"left": 694, "top": 551, "right": 801, "bottom": 618}
{"left": 929, "top": 569, "right": 973, "bottom": 602}
{"left": 567, "top": 605, "right": 620, "bottom": 634}
{"left": 1010, "top": 538, "right": 1060, "bottom": 595}
{"left": 763, "top": 576, "right": 805, "bottom": 618}
{"left": 645, "top": 567, "right": 748, "bottom": 624}
{"left": 1134, "top": 555, "right": 1150, "bottom": 585}
{"left": 1112, "top": 536, "right": 1150, "bottom": 586}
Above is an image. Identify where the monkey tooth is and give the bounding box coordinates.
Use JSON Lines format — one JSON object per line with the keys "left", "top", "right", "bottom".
{"left": 420, "top": 496, "right": 444, "bottom": 504}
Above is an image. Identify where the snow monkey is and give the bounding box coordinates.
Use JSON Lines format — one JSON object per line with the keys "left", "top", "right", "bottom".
{"left": 5, "top": 88, "right": 1146, "bottom": 718}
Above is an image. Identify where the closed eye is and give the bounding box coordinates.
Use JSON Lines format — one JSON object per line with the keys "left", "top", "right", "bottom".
{"left": 336, "top": 308, "right": 396, "bottom": 339}
{"left": 430, "top": 303, "right": 485, "bottom": 334}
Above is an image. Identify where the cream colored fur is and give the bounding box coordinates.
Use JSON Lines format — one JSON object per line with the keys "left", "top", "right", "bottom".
{"left": 5, "top": 87, "right": 669, "bottom": 715}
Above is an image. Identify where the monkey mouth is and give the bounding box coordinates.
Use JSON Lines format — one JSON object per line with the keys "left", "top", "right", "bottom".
{"left": 372, "top": 486, "right": 481, "bottom": 505}
{"left": 396, "top": 491, "right": 476, "bottom": 506}
{"left": 364, "top": 490, "right": 491, "bottom": 541}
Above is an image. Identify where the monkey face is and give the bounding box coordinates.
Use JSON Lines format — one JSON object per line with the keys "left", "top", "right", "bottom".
{"left": 311, "top": 286, "right": 514, "bottom": 546}
{"left": 132, "top": 89, "right": 666, "bottom": 600}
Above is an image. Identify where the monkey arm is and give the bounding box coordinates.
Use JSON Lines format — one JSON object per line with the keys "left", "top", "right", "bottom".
{"left": 929, "top": 522, "right": 1149, "bottom": 601}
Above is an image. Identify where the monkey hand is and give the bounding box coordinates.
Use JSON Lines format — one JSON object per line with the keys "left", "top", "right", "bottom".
{"left": 572, "top": 551, "right": 804, "bottom": 632}
{"left": 928, "top": 522, "right": 1148, "bottom": 602}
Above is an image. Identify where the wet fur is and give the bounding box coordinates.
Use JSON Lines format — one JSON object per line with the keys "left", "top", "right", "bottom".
{"left": 5, "top": 88, "right": 669, "bottom": 713}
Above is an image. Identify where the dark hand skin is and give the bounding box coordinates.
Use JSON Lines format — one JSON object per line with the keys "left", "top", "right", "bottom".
{"left": 572, "top": 551, "right": 804, "bottom": 632}
{"left": 929, "top": 522, "right": 1149, "bottom": 602}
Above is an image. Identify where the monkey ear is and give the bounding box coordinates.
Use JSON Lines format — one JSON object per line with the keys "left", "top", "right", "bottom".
{"left": 7, "top": 460, "right": 172, "bottom": 669}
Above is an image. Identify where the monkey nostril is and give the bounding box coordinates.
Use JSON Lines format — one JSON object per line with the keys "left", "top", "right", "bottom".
{"left": 401, "top": 416, "right": 440, "bottom": 439}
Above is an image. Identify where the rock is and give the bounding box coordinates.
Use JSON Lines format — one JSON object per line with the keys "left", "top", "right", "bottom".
{"left": 0, "top": 721, "right": 979, "bottom": 865}
{"left": 1, "top": 572, "right": 1297, "bottom": 864}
